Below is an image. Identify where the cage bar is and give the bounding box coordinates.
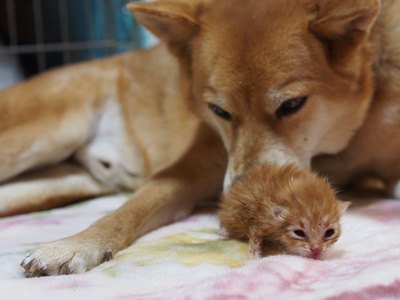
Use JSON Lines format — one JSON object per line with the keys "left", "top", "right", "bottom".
{"left": 6, "top": 0, "right": 18, "bottom": 45}
{"left": 0, "top": 0, "right": 142, "bottom": 83}
{"left": 33, "top": 0, "right": 46, "bottom": 71}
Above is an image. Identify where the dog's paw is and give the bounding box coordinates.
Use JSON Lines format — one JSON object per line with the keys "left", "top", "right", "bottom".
{"left": 21, "top": 239, "right": 113, "bottom": 277}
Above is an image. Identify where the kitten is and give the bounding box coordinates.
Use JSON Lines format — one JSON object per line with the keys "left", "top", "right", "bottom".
{"left": 219, "top": 164, "right": 350, "bottom": 259}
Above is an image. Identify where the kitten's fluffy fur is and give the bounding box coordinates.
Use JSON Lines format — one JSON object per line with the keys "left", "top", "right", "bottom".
{"left": 219, "top": 165, "right": 350, "bottom": 259}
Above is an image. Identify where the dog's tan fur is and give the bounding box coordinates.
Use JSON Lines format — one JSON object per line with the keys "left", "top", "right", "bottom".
{"left": 0, "top": 0, "right": 398, "bottom": 276}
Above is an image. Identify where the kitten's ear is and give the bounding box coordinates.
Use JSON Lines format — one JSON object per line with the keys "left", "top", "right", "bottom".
{"left": 127, "top": 1, "right": 200, "bottom": 43}
{"left": 272, "top": 206, "right": 288, "bottom": 221}
{"left": 339, "top": 201, "right": 351, "bottom": 214}
{"left": 310, "top": 0, "right": 380, "bottom": 64}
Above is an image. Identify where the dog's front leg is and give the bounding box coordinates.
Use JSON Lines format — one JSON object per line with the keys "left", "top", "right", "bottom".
{"left": 21, "top": 128, "right": 225, "bottom": 276}
{"left": 21, "top": 169, "right": 220, "bottom": 276}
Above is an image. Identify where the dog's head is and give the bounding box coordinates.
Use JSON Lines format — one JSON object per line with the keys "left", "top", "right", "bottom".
{"left": 129, "top": 0, "right": 380, "bottom": 190}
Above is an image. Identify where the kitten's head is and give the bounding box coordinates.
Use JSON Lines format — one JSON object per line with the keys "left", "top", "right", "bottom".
{"left": 266, "top": 166, "right": 350, "bottom": 259}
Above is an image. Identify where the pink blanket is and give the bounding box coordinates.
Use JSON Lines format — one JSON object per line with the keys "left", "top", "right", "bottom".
{"left": 1, "top": 195, "right": 400, "bottom": 299}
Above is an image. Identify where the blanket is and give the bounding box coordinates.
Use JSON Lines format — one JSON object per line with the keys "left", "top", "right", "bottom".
{"left": 1, "top": 194, "right": 400, "bottom": 300}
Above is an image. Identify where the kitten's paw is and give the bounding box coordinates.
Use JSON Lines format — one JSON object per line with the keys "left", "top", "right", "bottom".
{"left": 388, "top": 180, "right": 400, "bottom": 199}
{"left": 218, "top": 228, "right": 230, "bottom": 239}
{"left": 249, "top": 247, "right": 263, "bottom": 259}
{"left": 21, "top": 239, "right": 113, "bottom": 277}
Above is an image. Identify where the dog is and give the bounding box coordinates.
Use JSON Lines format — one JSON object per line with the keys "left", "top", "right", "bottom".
{"left": 0, "top": 0, "right": 398, "bottom": 276}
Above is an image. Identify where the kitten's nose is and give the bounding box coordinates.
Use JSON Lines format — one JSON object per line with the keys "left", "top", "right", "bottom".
{"left": 310, "top": 248, "right": 322, "bottom": 258}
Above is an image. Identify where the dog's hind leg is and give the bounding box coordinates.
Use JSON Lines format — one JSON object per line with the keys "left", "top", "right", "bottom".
{"left": 0, "top": 67, "right": 103, "bottom": 184}
{"left": 0, "top": 163, "right": 113, "bottom": 217}
{"left": 0, "top": 102, "right": 94, "bottom": 183}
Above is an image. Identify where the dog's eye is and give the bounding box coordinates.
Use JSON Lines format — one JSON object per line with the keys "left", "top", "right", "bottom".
{"left": 324, "top": 229, "right": 335, "bottom": 238}
{"left": 276, "top": 96, "right": 308, "bottom": 118}
{"left": 293, "top": 229, "right": 307, "bottom": 238}
{"left": 208, "top": 103, "right": 232, "bottom": 121}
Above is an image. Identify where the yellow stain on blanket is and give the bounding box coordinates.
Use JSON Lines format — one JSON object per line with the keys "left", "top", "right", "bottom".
{"left": 113, "top": 232, "right": 249, "bottom": 268}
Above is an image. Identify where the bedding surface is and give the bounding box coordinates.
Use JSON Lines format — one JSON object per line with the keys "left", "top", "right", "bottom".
{"left": 1, "top": 194, "right": 400, "bottom": 300}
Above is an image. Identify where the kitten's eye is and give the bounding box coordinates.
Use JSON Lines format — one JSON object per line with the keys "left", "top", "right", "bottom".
{"left": 293, "top": 230, "right": 307, "bottom": 238}
{"left": 324, "top": 229, "right": 335, "bottom": 238}
{"left": 276, "top": 96, "right": 308, "bottom": 118}
{"left": 208, "top": 103, "right": 232, "bottom": 121}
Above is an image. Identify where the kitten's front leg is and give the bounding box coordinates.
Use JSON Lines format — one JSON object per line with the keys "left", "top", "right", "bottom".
{"left": 249, "top": 229, "right": 264, "bottom": 259}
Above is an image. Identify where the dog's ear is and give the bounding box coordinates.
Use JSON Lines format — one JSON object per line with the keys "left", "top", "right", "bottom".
{"left": 310, "top": 0, "right": 380, "bottom": 63}
{"left": 127, "top": 1, "right": 200, "bottom": 43}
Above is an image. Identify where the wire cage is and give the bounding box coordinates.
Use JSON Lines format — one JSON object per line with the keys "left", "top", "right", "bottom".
{"left": 0, "top": 0, "right": 147, "bottom": 88}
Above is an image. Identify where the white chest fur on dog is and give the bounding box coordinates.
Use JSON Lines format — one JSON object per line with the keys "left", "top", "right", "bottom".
{"left": 74, "top": 97, "right": 143, "bottom": 191}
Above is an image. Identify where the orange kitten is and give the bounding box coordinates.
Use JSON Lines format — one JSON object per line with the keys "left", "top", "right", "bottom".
{"left": 219, "top": 165, "right": 350, "bottom": 259}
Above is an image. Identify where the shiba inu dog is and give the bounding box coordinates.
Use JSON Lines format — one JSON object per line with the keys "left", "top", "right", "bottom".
{"left": 0, "top": 0, "right": 398, "bottom": 276}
